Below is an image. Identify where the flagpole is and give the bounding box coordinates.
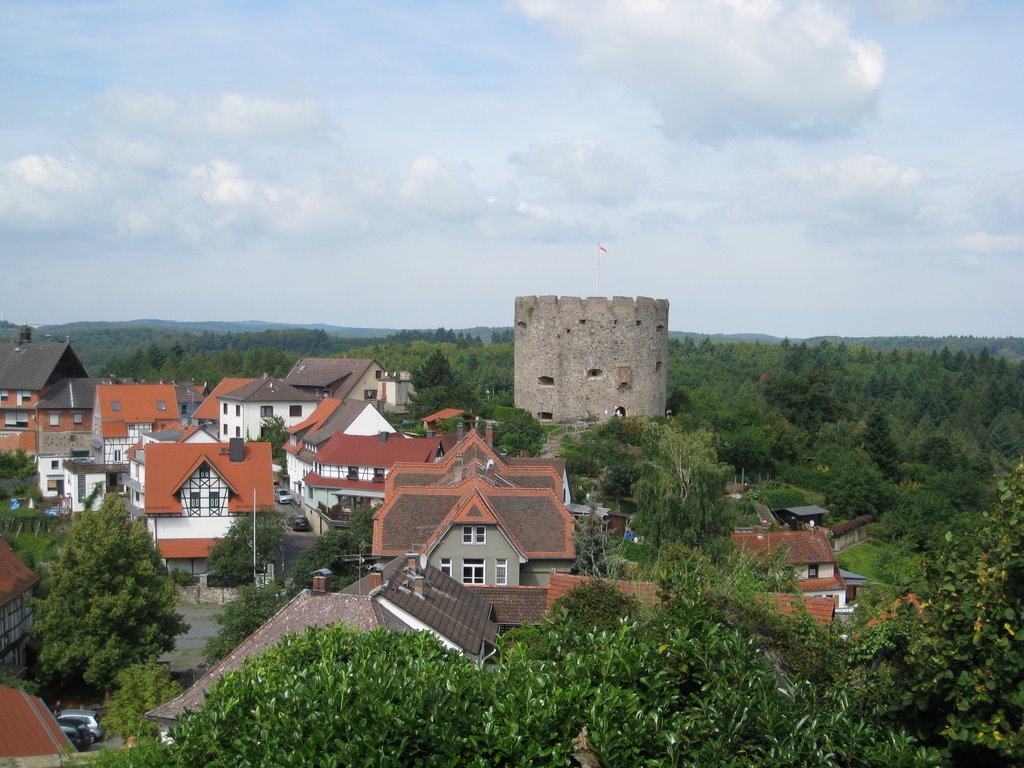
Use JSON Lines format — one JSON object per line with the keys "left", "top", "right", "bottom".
{"left": 596, "top": 244, "right": 600, "bottom": 295}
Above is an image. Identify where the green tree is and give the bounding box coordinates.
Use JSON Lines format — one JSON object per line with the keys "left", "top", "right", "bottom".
{"left": 259, "top": 414, "right": 289, "bottom": 466}
{"left": 889, "top": 462, "right": 1024, "bottom": 763}
{"left": 104, "top": 663, "right": 182, "bottom": 741}
{"left": 205, "top": 510, "right": 285, "bottom": 587}
{"left": 31, "top": 495, "right": 188, "bottom": 691}
{"left": 493, "top": 408, "right": 544, "bottom": 457}
{"left": 572, "top": 511, "right": 621, "bottom": 577}
{"left": 633, "top": 421, "right": 732, "bottom": 550}
{"left": 864, "top": 411, "right": 900, "bottom": 480}
{"left": 287, "top": 528, "right": 366, "bottom": 597}
{"left": 203, "top": 583, "right": 288, "bottom": 664}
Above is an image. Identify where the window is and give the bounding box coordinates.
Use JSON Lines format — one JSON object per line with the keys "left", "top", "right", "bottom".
{"left": 18, "top": 390, "right": 31, "bottom": 405}
{"left": 462, "top": 559, "right": 484, "bottom": 584}
{"left": 73, "top": 412, "right": 83, "bottom": 424}
{"left": 235, "top": 427, "right": 241, "bottom": 437}
{"left": 375, "top": 369, "right": 383, "bottom": 379}
{"left": 209, "top": 491, "right": 222, "bottom": 514}
{"left": 347, "top": 467, "right": 359, "bottom": 481}
{"left": 198, "top": 466, "right": 210, "bottom": 479}
{"left": 373, "top": 467, "right": 385, "bottom": 483}
{"left": 260, "top": 405, "right": 273, "bottom": 417}
{"left": 235, "top": 405, "right": 241, "bottom": 416}
{"left": 0, "top": 390, "right": 6, "bottom": 401}
{"left": 807, "top": 564, "right": 819, "bottom": 578}
{"left": 113, "top": 449, "right": 122, "bottom": 462}
{"left": 290, "top": 405, "right": 301, "bottom": 417}
{"left": 47, "top": 479, "right": 60, "bottom": 493}
{"left": 50, "top": 459, "right": 60, "bottom": 470}
{"left": 223, "top": 424, "right": 228, "bottom": 435}
{"left": 495, "top": 558, "right": 508, "bottom": 586}
{"left": 111, "top": 401, "right": 121, "bottom": 412}
{"left": 462, "top": 525, "right": 485, "bottom": 544}
{"left": 363, "top": 389, "right": 376, "bottom": 400}
{"left": 49, "top": 412, "right": 60, "bottom": 426}
{"left": 157, "top": 400, "right": 166, "bottom": 411}
{"left": 188, "top": 492, "right": 201, "bottom": 515}
{"left": 440, "top": 558, "right": 452, "bottom": 577}
{"left": 223, "top": 403, "right": 228, "bottom": 415}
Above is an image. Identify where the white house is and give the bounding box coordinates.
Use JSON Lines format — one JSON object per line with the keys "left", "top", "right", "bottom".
{"left": 215, "top": 378, "right": 319, "bottom": 442}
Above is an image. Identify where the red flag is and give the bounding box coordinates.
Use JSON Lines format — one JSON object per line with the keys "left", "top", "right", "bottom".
{"left": 598, "top": 244, "right": 607, "bottom": 254}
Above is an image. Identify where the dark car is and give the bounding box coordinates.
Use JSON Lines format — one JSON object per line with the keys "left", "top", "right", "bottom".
{"left": 290, "top": 514, "right": 311, "bottom": 531}
{"left": 59, "top": 721, "right": 93, "bottom": 752}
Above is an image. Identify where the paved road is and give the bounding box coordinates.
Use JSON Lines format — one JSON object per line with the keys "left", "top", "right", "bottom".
{"left": 276, "top": 503, "right": 317, "bottom": 586}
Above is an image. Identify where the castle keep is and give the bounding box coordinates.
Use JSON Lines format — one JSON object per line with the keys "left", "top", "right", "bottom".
{"left": 514, "top": 295, "right": 669, "bottom": 423}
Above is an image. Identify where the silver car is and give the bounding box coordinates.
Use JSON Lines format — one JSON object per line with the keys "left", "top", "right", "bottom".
{"left": 58, "top": 709, "right": 104, "bottom": 742}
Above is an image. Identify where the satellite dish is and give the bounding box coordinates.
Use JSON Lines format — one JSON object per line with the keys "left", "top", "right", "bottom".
{"left": 419, "top": 553, "right": 428, "bottom": 570}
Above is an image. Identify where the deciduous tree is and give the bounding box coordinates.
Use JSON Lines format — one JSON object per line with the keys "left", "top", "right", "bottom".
{"left": 32, "top": 495, "right": 188, "bottom": 691}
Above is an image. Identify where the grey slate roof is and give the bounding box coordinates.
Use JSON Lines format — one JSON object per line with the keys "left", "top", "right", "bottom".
{"left": 147, "top": 591, "right": 386, "bottom": 724}
{"left": 377, "top": 560, "right": 497, "bottom": 657}
{"left": 35, "top": 377, "right": 112, "bottom": 409}
{"left": 286, "top": 357, "right": 376, "bottom": 394}
{"left": 218, "top": 377, "right": 318, "bottom": 403}
{"left": 0, "top": 341, "right": 88, "bottom": 390}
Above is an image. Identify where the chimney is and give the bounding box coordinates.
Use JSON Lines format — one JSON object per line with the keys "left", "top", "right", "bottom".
{"left": 369, "top": 572, "right": 383, "bottom": 591}
{"left": 405, "top": 552, "right": 420, "bottom": 574}
{"left": 18, "top": 325, "right": 31, "bottom": 345}
{"left": 311, "top": 569, "right": 333, "bottom": 594}
{"left": 454, "top": 452, "right": 464, "bottom": 482}
{"left": 456, "top": 420, "right": 464, "bottom": 442}
{"left": 379, "top": 430, "right": 389, "bottom": 444}
{"left": 411, "top": 574, "right": 425, "bottom": 598}
{"left": 485, "top": 424, "right": 493, "bottom": 447}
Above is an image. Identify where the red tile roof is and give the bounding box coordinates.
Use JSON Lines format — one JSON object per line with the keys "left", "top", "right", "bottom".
{"left": 192, "top": 378, "right": 256, "bottom": 421}
{"left": 763, "top": 593, "right": 835, "bottom": 627}
{"left": 96, "top": 383, "right": 180, "bottom": 436}
{"left": 799, "top": 574, "right": 847, "bottom": 593}
{"left": 143, "top": 441, "right": 274, "bottom": 515}
{"left": 0, "top": 685, "right": 70, "bottom": 758}
{"left": 302, "top": 472, "right": 386, "bottom": 495}
{"left": 0, "top": 540, "right": 39, "bottom": 605}
{"left": 315, "top": 433, "right": 441, "bottom": 467}
{"left": 730, "top": 529, "right": 836, "bottom": 566}
{"left": 158, "top": 538, "right": 219, "bottom": 559}
{"left": 422, "top": 408, "right": 465, "bottom": 423}
{"left": 545, "top": 573, "right": 660, "bottom": 612}
{"left": 469, "top": 586, "right": 549, "bottom": 625}
{"left": 287, "top": 397, "right": 343, "bottom": 436}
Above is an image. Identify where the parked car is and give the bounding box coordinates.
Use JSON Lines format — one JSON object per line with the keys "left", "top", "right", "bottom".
{"left": 275, "top": 488, "right": 294, "bottom": 505}
{"left": 58, "top": 709, "right": 104, "bottom": 742}
{"left": 59, "top": 721, "right": 93, "bottom": 751}
{"left": 290, "top": 513, "right": 311, "bottom": 531}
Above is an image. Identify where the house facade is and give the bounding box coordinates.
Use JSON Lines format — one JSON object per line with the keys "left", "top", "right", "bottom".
{"left": 0, "top": 327, "right": 89, "bottom": 454}
{"left": 92, "top": 383, "right": 181, "bottom": 471}
{"left": 373, "top": 429, "right": 576, "bottom": 587}
{"left": 298, "top": 432, "right": 443, "bottom": 529}
{"left": 284, "top": 398, "right": 396, "bottom": 498}
{"left": 215, "top": 378, "right": 318, "bottom": 441}
{"left": 285, "top": 358, "right": 386, "bottom": 401}
{"left": 34, "top": 377, "right": 112, "bottom": 497}
{"left": 141, "top": 439, "right": 275, "bottom": 574}
{"left": 731, "top": 529, "right": 848, "bottom": 607}
{"left": 0, "top": 540, "right": 39, "bottom": 675}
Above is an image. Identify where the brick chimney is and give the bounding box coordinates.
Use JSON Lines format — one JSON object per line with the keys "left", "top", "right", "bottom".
{"left": 485, "top": 424, "right": 493, "bottom": 447}
{"left": 369, "top": 572, "right": 383, "bottom": 591}
{"left": 453, "top": 452, "right": 464, "bottom": 482}
{"left": 311, "top": 569, "right": 333, "bottom": 594}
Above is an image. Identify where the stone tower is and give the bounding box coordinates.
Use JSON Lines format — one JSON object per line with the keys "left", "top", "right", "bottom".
{"left": 514, "top": 295, "right": 669, "bottom": 423}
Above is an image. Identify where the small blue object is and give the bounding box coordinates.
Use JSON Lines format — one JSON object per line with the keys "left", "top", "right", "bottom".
{"left": 44, "top": 508, "right": 59, "bottom": 517}
{"left": 9, "top": 498, "right": 20, "bottom": 510}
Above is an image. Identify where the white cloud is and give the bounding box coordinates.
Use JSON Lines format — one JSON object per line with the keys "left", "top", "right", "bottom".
{"left": 855, "top": 0, "right": 961, "bottom": 24}
{"left": 398, "top": 157, "right": 485, "bottom": 220}
{"left": 0, "top": 154, "right": 97, "bottom": 228}
{"left": 959, "top": 231, "right": 1022, "bottom": 255}
{"left": 727, "top": 154, "right": 934, "bottom": 238}
{"left": 972, "top": 172, "right": 1024, "bottom": 230}
{"left": 515, "top": 0, "right": 885, "bottom": 141}
{"left": 96, "top": 89, "right": 330, "bottom": 142}
{"left": 509, "top": 140, "right": 648, "bottom": 204}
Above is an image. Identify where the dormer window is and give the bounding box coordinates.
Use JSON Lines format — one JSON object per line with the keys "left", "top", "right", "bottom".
{"left": 111, "top": 401, "right": 121, "bottom": 412}
{"left": 157, "top": 400, "right": 166, "bottom": 411}
{"left": 462, "top": 525, "right": 485, "bottom": 544}
{"left": 807, "top": 564, "right": 819, "bottom": 578}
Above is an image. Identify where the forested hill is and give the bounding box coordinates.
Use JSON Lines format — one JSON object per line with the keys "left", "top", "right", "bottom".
{"left": 2, "top": 318, "right": 1021, "bottom": 372}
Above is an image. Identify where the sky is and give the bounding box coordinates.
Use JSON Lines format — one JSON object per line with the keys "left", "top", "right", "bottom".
{"left": 1, "top": 0, "right": 1022, "bottom": 339}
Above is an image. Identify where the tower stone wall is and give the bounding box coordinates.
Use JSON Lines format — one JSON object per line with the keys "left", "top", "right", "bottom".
{"left": 514, "top": 295, "right": 669, "bottom": 423}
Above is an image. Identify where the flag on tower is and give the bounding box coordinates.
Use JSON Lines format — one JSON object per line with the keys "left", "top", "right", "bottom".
{"left": 598, "top": 244, "right": 607, "bottom": 254}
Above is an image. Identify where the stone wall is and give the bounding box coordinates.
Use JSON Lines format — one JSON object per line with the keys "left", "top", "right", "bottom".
{"left": 514, "top": 295, "right": 669, "bottom": 423}
{"left": 176, "top": 585, "right": 239, "bottom": 604}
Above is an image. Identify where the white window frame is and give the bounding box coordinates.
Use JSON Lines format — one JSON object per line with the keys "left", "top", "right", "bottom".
{"left": 440, "top": 558, "right": 452, "bottom": 577}
{"left": 73, "top": 412, "right": 84, "bottom": 424}
{"left": 495, "top": 558, "right": 508, "bottom": 586}
{"left": 462, "top": 558, "right": 484, "bottom": 585}
{"left": 49, "top": 412, "right": 60, "bottom": 426}
{"left": 462, "top": 525, "right": 485, "bottom": 544}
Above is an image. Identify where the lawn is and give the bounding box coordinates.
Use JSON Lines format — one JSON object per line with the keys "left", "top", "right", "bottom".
{"left": 836, "top": 540, "right": 890, "bottom": 584}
